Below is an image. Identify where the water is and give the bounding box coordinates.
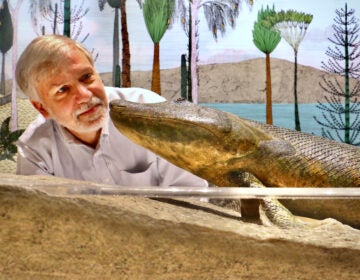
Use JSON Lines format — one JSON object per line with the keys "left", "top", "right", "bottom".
{"left": 201, "top": 103, "right": 324, "bottom": 136}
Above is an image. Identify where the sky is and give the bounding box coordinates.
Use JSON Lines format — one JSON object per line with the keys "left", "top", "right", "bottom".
{"left": 5, "top": 0, "right": 360, "bottom": 75}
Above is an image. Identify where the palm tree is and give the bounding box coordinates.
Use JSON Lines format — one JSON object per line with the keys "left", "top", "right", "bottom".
{"left": 263, "top": 10, "right": 313, "bottom": 131}
{"left": 252, "top": 5, "right": 281, "bottom": 125}
{"left": 177, "top": 0, "right": 253, "bottom": 104}
{"left": 98, "top": 0, "right": 131, "bottom": 87}
{"left": 142, "top": 0, "right": 175, "bottom": 95}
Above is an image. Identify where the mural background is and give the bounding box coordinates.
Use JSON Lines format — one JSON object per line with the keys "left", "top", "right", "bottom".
{"left": 3, "top": 0, "right": 359, "bottom": 76}
{"left": 0, "top": 0, "right": 359, "bottom": 158}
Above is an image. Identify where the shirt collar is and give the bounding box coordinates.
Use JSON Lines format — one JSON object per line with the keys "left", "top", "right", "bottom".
{"left": 54, "top": 113, "right": 110, "bottom": 145}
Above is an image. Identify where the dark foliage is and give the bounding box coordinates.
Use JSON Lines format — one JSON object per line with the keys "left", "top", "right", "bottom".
{"left": 0, "top": 117, "right": 24, "bottom": 161}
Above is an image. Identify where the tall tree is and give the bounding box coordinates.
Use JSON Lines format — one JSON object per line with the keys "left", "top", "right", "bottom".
{"left": 176, "top": 0, "right": 195, "bottom": 102}
{"left": 0, "top": 0, "right": 13, "bottom": 96}
{"left": 314, "top": 3, "right": 360, "bottom": 145}
{"left": 142, "top": 0, "right": 175, "bottom": 95}
{"left": 252, "top": 5, "right": 281, "bottom": 125}
{"left": 33, "top": 0, "right": 90, "bottom": 41}
{"left": 29, "top": 0, "right": 53, "bottom": 33}
{"left": 99, "top": 0, "right": 131, "bottom": 87}
{"left": 177, "top": 0, "right": 253, "bottom": 104}
{"left": 263, "top": 10, "right": 313, "bottom": 131}
{"left": 6, "top": 0, "right": 24, "bottom": 131}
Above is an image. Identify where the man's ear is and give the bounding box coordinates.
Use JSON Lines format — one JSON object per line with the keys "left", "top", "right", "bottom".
{"left": 30, "top": 100, "right": 50, "bottom": 118}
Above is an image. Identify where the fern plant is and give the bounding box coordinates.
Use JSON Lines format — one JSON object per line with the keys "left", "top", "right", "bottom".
{"left": 0, "top": 117, "right": 24, "bottom": 161}
{"left": 262, "top": 9, "right": 313, "bottom": 131}
{"left": 314, "top": 3, "right": 360, "bottom": 145}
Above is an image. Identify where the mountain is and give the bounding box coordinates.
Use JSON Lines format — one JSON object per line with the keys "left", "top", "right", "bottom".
{"left": 101, "top": 58, "right": 355, "bottom": 104}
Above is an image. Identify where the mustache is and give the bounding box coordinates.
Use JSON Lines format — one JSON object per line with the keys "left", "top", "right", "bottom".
{"left": 74, "top": 97, "right": 105, "bottom": 117}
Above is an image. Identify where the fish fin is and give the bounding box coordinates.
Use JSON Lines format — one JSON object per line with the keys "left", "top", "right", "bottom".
{"left": 259, "top": 197, "right": 301, "bottom": 228}
{"left": 254, "top": 183, "right": 330, "bottom": 228}
{"left": 251, "top": 183, "right": 307, "bottom": 228}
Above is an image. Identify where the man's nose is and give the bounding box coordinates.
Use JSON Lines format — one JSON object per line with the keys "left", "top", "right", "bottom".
{"left": 75, "top": 84, "right": 92, "bottom": 103}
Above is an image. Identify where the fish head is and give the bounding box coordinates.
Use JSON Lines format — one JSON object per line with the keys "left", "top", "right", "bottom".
{"left": 110, "top": 99, "right": 270, "bottom": 184}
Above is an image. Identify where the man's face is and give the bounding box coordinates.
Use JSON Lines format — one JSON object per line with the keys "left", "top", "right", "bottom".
{"left": 33, "top": 48, "right": 108, "bottom": 139}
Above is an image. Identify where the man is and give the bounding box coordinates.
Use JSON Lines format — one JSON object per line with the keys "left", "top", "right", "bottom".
{"left": 15, "top": 35, "right": 207, "bottom": 187}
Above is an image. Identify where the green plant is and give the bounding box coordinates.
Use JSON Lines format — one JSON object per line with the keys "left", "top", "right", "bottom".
{"left": 0, "top": 117, "right": 24, "bottom": 161}
{"left": 314, "top": 3, "right": 360, "bottom": 145}
{"left": 252, "top": 5, "right": 281, "bottom": 125}
{"left": 115, "top": 64, "right": 121, "bottom": 88}
{"left": 263, "top": 9, "right": 313, "bottom": 131}
{"left": 142, "top": 0, "right": 175, "bottom": 95}
{"left": 180, "top": 54, "right": 187, "bottom": 100}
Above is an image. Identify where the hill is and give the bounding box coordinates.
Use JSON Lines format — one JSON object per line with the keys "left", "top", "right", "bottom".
{"left": 101, "top": 58, "right": 355, "bottom": 103}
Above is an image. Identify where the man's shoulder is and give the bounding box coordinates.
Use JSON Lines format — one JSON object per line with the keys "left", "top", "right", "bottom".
{"left": 18, "top": 115, "right": 55, "bottom": 144}
{"left": 105, "top": 86, "right": 166, "bottom": 103}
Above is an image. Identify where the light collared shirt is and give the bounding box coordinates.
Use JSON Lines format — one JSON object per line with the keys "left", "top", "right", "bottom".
{"left": 16, "top": 87, "right": 207, "bottom": 187}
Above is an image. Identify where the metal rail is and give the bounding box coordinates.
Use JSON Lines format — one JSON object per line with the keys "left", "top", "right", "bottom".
{"left": 32, "top": 184, "right": 360, "bottom": 199}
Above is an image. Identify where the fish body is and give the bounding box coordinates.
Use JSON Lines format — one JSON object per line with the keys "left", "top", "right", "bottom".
{"left": 110, "top": 100, "right": 360, "bottom": 227}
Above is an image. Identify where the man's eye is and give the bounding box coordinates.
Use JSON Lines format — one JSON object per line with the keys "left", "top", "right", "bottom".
{"left": 57, "top": 86, "right": 68, "bottom": 94}
{"left": 81, "top": 73, "right": 93, "bottom": 82}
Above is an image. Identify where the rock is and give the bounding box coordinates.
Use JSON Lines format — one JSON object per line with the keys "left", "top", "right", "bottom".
{"left": 0, "top": 173, "right": 360, "bottom": 279}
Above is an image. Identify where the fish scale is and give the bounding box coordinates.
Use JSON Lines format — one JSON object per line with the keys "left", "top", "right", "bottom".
{"left": 110, "top": 99, "right": 360, "bottom": 228}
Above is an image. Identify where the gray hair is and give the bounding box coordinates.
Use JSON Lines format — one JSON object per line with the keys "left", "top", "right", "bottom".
{"left": 15, "top": 35, "right": 94, "bottom": 101}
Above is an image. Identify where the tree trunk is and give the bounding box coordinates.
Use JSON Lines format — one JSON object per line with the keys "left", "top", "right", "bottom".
{"left": 344, "top": 4, "right": 350, "bottom": 144}
{"left": 112, "top": 7, "right": 119, "bottom": 87}
{"left": 121, "top": 0, "right": 131, "bottom": 87}
{"left": 151, "top": 42, "right": 161, "bottom": 95}
{"left": 190, "top": 0, "right": 200, "bottom": 104}
{"left": 265, "top": 53, "right": 273, "bottom": 125}
{"left": 181, "top": 54, "right": 187, "bottom": 99}
{"left": 294, "top": 49, "right": 301, "bottom": 131}
{"left": 53, "top": 3, "right": 58, "bottom": 34}
{"left": 187, "top": 2, "right": 192, "bottom": 102}
{"left": 63, "top": 0, "right": 71, "bottom": 37}
{"left": 1, "top": 53, "right": 5, "bottom": 96}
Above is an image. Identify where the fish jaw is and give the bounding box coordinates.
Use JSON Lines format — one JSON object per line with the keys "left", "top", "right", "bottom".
{"left": 109, "top": 100, "right": 272, "bottom": 185}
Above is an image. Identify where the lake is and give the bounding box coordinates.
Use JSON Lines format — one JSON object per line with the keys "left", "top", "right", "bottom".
{"left": 201, "top": 103, "right": 324, "bottom": 137}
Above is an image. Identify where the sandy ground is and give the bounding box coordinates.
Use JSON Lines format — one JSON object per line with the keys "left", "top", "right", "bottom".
{"left": 1, "top": 174, "right": 360, "bottom": 279}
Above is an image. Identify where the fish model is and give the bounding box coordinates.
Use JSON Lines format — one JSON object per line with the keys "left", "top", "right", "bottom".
{"left": 110, "top": 99, "right": 360, "bottom": 228}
